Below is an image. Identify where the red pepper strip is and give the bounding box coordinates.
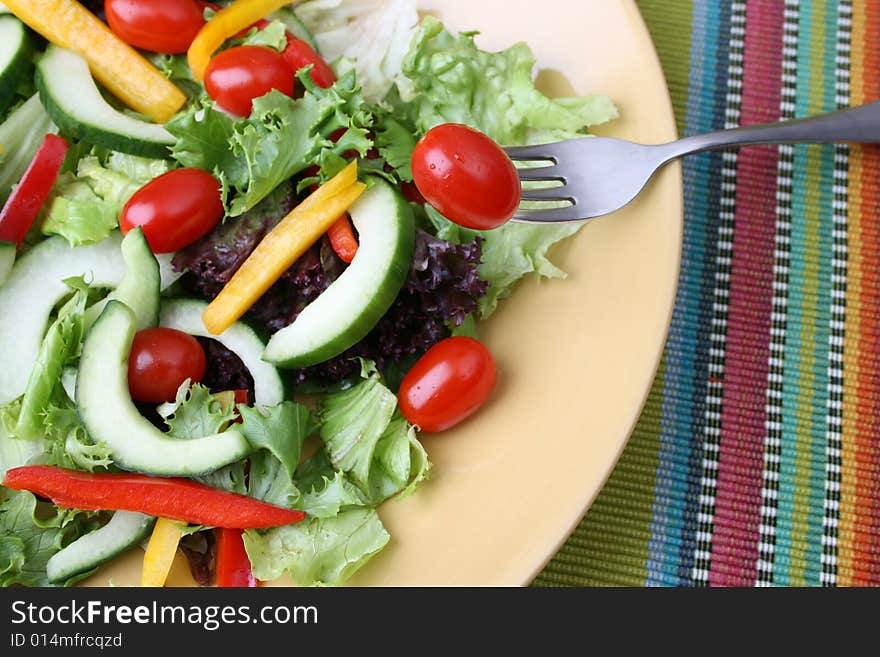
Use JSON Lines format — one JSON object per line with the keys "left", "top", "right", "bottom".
{"left": 3, "top": 465, "right": 305, "bottom": 529}
{"left": 0, "top": 134, "right": 67, "bottom": 244}
{"left": 215, "top": 527, "right": 258, "bottom": 587}
{"left": 326, "top": 215, "right": 358, "bottom": 264}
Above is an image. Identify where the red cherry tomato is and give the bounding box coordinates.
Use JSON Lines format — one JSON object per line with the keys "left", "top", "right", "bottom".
{"left": 128, "top": 328, "right": 207, "bottom": 403}
{"left": 204, "top": 45, "right": 294, "bottom": 117}
{"left": 397, "top": 336, "right": 497, "bottom": 433}
{"left": 120, "top": 168, "right": 224, "bottom": 254}
{"left": 282, "top": 38, "right": 337, "bottom": 89}
{"left": 411, "top": 123, "right": 521, "bottom": 230}
{"left": 105, "top": 0, "right": 205, "bottom": 54}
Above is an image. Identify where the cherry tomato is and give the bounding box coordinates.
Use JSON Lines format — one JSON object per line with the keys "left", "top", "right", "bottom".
{"left": 204, "top": 45, "right": 295, "bottom": 117}
{"left": 105, "top": 0, "right": 205, "bottom": 54}
{"left": 128, "top": 328, "right": 207, "bottom": 403}
{"left": 398, "top": 336, "right": 497, "bottom": 433}
{"left": 411, "top": 123, "right": 521, "bottom": 230}
{"left": 120, "top": 168, "right": 224, "bottom": 254}
{"left": 282, "top": 38, "right": 337, "bottom": 89}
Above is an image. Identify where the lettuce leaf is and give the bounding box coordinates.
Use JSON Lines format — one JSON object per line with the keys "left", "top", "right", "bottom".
{"left": 40, "top": 153, "right": 172, "bottom": 247}
{"left": 157, "top": 381, "right": 238, "bottom": 440}
{"left": 296, "top": 0, "right": 419, "bottom": 102}
{"left": 317, "top": 362, "right": 430, "bottom": 504}
{"left": 166, "top": 70, "right": 373, "bottom": 216}
{"left": 243, "top": 508, "right": 389, "bottom": 587}
{"left": 237, "top": 402, "right": 312, "bottom": 479}
{"left": 0, "top": 491, "right": 100, "bottom": 587}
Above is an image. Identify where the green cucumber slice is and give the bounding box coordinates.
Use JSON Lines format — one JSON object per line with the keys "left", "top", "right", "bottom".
{"left": 84, "top": 228, "right": 160, "bottom": 331}
{"left": 263, "top": 180, "right": 414, "bottom": 368}
{"left": 0, "top": 240, "right": 14, "bottom": 286}
{"left": 46, "top": 511, "right": 155, "bottom": 584}
{"left": 0, "top": 94, "right": 55, "bottom": 205}
{"left": 159, "top": 298, "right": 285, "bottom": 409}
{"left": 76, "top": 301, "right": 252, "bottom": 477}
{"left": 36, "top": 46, "right": 175, "bottom": 158}
{"left": 0, "top": 15, "right": 33, "bottom": 116}
{"left": 0, "top": 233, "right": 181, "bottom": 405}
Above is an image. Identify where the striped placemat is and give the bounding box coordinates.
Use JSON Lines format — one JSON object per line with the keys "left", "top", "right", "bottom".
{"left": 534, "top": 0, "right": 880, "bottom": 587}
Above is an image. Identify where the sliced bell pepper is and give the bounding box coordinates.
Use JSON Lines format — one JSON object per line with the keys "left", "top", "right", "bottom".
{"left": 3, "top": 465, "right": 305, "bottom": 529}
{"left": 0, "top": 134, "right": 67, "bottom": 245}
{"left": 2, "top": 0, "right": 186, "bottom": 123}
{"left": 326, "top": 215, "right": 359, "bottom": 264}
{"left": 215, "top": 527, "right": 257, "bottom": 588}
{"left": 141, "top": 518, "right": 184, "bottom": 587}
{"left": 188, "top": 0, "right": 292, "bottom": 82}
{"left": 202, "top": 161, "right": 366, "bottom": 335}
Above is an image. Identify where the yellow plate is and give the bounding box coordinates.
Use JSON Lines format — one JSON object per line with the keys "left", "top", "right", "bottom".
{"left": 85, "top": 0, "right": 681, "bottom": 587}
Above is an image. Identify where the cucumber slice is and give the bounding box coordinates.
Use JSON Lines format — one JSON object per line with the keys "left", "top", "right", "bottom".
{"left": 84, "top": 228, "right": 160, "bottom": 331}
{"left": 263, "top": 180, "right": 414, "bottom": 368}
{"left": 0, "top": 233, "right": 181, "bottom": 405}
{"left": 46, "top": 511, "right": 155, "bottom": 584}
{"left": 76, "top": 301, "right": 252, "bottom": 477}
{"left": 0, "top": 15, "right": 32, "bottom": 116}
{"left": 159, "top": 298, "right": 285, "bottom": 409}
{"left": 0, "top": 94, "right": 55, "bottom": 205}
{"left": 271, "top": 7, "right": 320, "bottom": 52}
{"left": 0, "top": 240, "right": 14, "bottom": 286}
{"left": 36, "top": 46, "right": 175, "bottom": 158}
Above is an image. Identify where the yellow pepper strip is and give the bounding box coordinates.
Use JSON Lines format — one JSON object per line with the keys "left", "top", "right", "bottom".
{"left": 141, "top": 518, "right": 185, "bottom": 587}
{"left": 3, "top": 0, "right": 186, "bottom": 123}
{"left": 203, "top": 162, "right": 365, "bottom": 335}
{"left": 188, "top": 0, "right": 292, "bottom": 82}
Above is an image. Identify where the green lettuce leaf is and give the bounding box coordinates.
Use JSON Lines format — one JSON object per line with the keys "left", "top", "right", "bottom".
{"left": 295, "top": 451, "right": 367, "bottom": 519}
{"left": 240, "top": 20, "right": 288, "bottom": 50}
{"left": 243, "top": 508, "right": 389, "bottom": 587}
{"left": 402, "top": 15, "right": 616, "bottom": 144}
{"left": 13, "top": 281, "right": 88, "bottom": 441}
{"left": 0, "top": 491, "right": 100, "bottom": 587}
{"left": 40, "top": 153, "right": 172, "bottom": 247}
{"left": 317, "top": 362, "right": 430, "bottom": 504}
{"left": 0, "top": 400, "right": 42, "bottom": 480}
{"left": 237, "top": 402, "right": 312, "bottom": 479}
{"left": 157, "top": 382, "right": 238, "bottom": 439}
{"left": 166, "top": 70, "right": 373, "bottom": 216}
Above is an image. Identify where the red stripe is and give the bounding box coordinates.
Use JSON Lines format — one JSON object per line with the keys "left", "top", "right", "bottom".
{"left": 709, "top": 0, "right": 784, "bottom": 587}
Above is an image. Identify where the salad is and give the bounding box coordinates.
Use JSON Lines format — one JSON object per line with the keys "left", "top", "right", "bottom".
{"left": 0, "top": 0, "right": 617, "bottom": 587}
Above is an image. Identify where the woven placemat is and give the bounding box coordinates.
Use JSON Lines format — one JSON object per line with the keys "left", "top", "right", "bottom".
{"left": 535, "top": 0, "right": 879, "bottom": 587}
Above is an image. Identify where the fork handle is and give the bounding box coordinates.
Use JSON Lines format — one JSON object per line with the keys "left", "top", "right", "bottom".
{"left": 662, "top": 100, "right": 880, "bottom": 160}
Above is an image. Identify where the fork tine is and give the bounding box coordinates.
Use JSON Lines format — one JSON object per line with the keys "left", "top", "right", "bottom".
{"left": 516, "top": 168, "right": 564, "bottom": 182}
{"left": 503, "top": 144, "right": 558, "bottom": 161}
{"left": 519, "top": 186, "right": 574, "bottom": 202}
{"left": 511, "top": 205, "right": 584, "bottom": 224}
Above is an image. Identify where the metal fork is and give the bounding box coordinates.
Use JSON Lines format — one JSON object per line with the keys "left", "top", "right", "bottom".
{"left": 505, "top": 101, "right": 880, "bottom": 223}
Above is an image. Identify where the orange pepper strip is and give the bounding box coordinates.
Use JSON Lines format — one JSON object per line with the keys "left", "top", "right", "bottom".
{"left": 3, "top": 0, "right": 186, "bottom": 123}
{"left": 202, "top": 162, "right": 365, "bottom": 335}
{"left": 188, "top": 0, "right": 292, "bottom": 82}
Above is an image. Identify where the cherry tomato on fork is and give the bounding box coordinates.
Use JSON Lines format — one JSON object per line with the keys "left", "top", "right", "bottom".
{"left": 120, "top": 168, "right": 224, "bottom": 254}
{"left": 397, "top": 336, "right": 498, "bottom": 433}
{"left": 105, "top": 0, "right": 205, "bottom": 54}
{"left": 204, "top": 45, "right": 295, "bottom": 117}
{"left": 411, "top": 123, "right": 521, "bottom": 230}
{"left": 128, "top": 328, "right": 207, "bottom": 403}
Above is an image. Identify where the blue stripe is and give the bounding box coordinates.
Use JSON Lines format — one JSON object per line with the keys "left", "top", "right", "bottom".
{"left": 646, "top": 0, "right": 733, "bottom": 586}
